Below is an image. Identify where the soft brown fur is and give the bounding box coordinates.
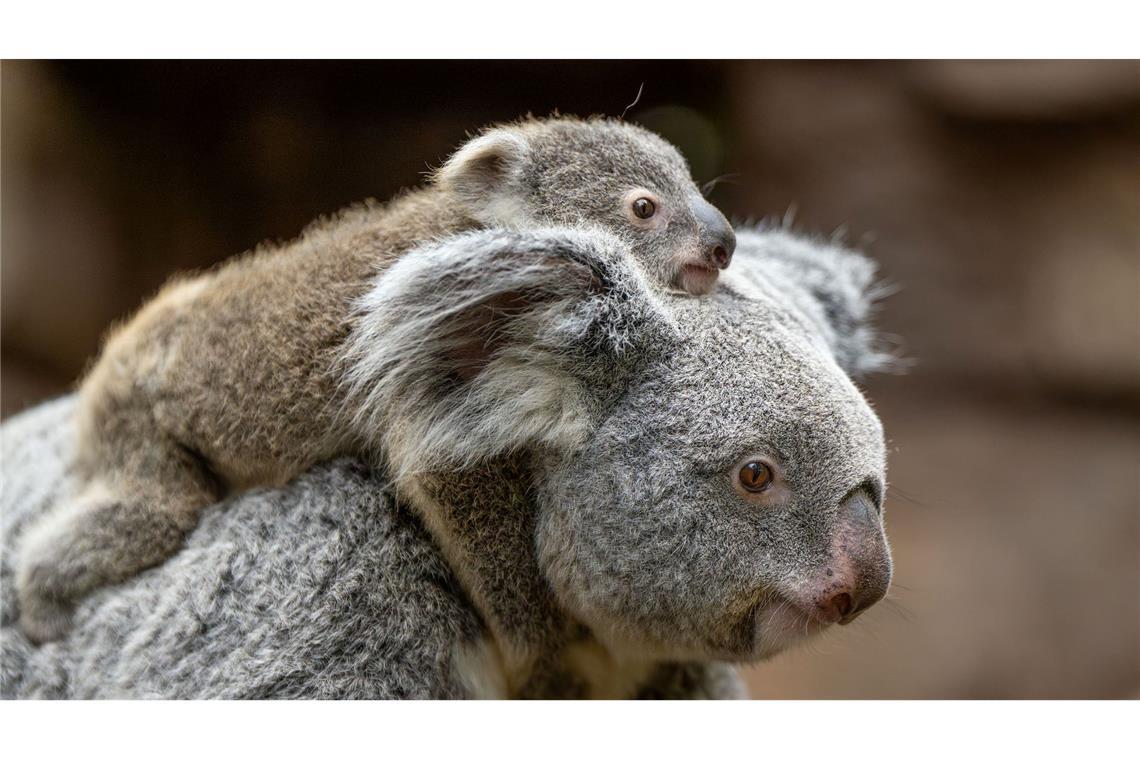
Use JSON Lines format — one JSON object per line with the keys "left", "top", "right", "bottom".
{"left": 15, "top": 116, "right": 735, "bottom": 643}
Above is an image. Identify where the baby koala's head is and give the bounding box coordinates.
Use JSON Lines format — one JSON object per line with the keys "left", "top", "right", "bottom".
{"left": 435, "top": 116, "right": 736, "bottom": 294}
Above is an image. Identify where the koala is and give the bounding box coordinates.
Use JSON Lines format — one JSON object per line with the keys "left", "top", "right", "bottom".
{"left": 2, "top": 225, "right": 893, "bottom": 699}
{"left": 14, "top": 116, "right": 737, "bottom": 643}
{"left": 339, "top": 225, "right": 893, "bottom": 692}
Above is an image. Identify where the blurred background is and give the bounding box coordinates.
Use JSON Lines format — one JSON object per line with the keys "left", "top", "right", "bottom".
{"left": 2, "top": 60, "right": 1137, "bottom": 698}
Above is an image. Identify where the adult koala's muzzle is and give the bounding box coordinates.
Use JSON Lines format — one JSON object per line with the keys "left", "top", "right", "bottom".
{"left": 793, "top": 490, "right": 892, "bottom": 626}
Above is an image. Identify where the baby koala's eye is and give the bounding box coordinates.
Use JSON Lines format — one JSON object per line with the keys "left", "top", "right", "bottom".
{"left": 738, "top": 461, "right": 773, "bottom": 492}
{"left": 631, "top": 197, "right": 656, "bottom": 219}
{"left": 623, "top": 190, "right": 664, "bottom": 228}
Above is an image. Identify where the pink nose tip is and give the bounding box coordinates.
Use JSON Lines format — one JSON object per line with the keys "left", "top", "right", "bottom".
{"left": 817, "top": 590, "right": 876, "bottom": 626}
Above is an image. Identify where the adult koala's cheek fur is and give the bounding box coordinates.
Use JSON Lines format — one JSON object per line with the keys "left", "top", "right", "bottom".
{"left": 532, "top": 455, "right": 783, "bottom": 663}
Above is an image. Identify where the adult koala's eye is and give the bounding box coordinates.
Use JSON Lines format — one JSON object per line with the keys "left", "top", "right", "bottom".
{"left": 631, "top": 197, "right": 656, "bottom": 219}
{"left": 738, "top": 461, "right": 773, "bottom": 492}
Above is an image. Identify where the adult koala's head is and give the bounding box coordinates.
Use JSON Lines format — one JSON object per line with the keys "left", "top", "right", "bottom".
{"left": 435, "top": 116, "right": 736, "bottom": 294}
{"left": 343, "top": 225, "right": 894, "bottom": 664}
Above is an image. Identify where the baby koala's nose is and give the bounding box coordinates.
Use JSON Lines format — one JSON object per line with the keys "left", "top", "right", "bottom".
{"left": 692, "top": 196, "right": 736, "bottom": 270}
{"left": 709, "top": 241, "right": 733, "bottom": 270}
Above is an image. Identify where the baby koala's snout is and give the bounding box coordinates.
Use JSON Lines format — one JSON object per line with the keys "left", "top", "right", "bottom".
{"left": 802, "top": 490, "right": 892, "bottom": 626}
{"left": 692, "top": 196, "right": 736, "bottom": 270}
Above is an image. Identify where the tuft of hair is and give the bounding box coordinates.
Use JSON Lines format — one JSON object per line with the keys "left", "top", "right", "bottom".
{"left": 338, "top": 227, "right": 676, "bottom": 481}
{"left": 730, "top": 225, "right": 902, "bottom": 377}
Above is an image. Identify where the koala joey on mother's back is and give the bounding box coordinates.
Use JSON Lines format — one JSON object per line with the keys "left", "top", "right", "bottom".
{"left": 14, "top": 115, "right": 736, "bottom": 644}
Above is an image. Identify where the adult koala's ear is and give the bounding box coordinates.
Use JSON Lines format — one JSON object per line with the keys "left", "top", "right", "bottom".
{"left": 731, "top": 226, "right": 897, "bottom": 377}
{"left": 341, "top": 227, "right": 676, "bottom": 479}
{"left": 435, "top": 128, "right": 531, "bottom": 226}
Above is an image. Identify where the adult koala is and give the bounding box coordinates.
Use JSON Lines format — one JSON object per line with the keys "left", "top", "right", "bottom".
{"left": 0, "top": 225, "right": 893, "bottom": 699}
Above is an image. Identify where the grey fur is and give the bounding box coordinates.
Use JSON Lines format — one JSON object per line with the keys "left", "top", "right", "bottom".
{"left": 1, "top": 399, "right": 479, "bottom": 698}
{"left": 2, "top": 226, "right": 890, "bottom": 698}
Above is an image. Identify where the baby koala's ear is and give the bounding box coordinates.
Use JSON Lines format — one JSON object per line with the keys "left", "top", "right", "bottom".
{"left": 731, "top": 227, "right": 898, "bottom": 378}
{"left": 435, "top": 128, "right": 531, "bottom": 226}
{"left": 340, "top": 227, "right": 676, "bottom": 479}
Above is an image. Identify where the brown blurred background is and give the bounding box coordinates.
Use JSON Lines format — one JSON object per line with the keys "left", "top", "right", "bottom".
{"left": 2, "top": 60, "right": 1138, "bottom": 698}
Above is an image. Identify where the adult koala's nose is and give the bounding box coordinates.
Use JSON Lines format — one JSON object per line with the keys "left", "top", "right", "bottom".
{"left": 692, "top": 195, "right": 736, "bottom": 270}
{"left": 803, "top": 490, "right": 892, "bottom": 626}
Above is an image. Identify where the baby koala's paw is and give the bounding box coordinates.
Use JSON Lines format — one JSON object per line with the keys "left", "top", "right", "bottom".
{"left": 16, "top": 586, "right": 75, "bottom": 645}
{"left": 13, "top": 485, "right": 196, "bottom": 645}
{"left": 14, "top": 514, "right": 84, "bottom": 645}
{"left": 16, "top": 551, "right": 77, "bottom": 644}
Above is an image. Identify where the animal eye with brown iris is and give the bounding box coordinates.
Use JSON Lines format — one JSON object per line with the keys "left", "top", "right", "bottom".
{"left": 631, "top": 197, "right": 656, "bottom": 219}
{"left": 738, "top": 461, "right": 773, "bottom": 492}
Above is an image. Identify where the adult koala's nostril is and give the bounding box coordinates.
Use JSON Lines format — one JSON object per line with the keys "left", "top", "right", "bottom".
{"left": 813, "top": 590, "right": 853, "bottom": 624}
{"left": 838, "top": 592, "right": 878, "bottom": 626}
{"left": 818, "top": 589, "right": 873, "bottom": 626}
{"left": 829, "top": 592, "right": 854, "bottom": 620}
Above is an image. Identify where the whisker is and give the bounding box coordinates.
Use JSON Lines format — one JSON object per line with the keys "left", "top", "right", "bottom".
{"left": 887, "top": 486, "right": 932, "bottom": 508}
{"left": 701, "top": 173, "right": 743, "bottom": 197}
{"left": 782, "top": 203, "right": 798, "bottom": 229}
{"left": 620, "top": 83, "right": 645, "bottom": 121}
{"left": 877, "top": 597, "right": 917, "bottom": 624}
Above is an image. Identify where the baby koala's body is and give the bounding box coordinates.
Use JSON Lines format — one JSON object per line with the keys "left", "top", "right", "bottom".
{"left": 16, "top": 116, "right": 736, "bottom": 643}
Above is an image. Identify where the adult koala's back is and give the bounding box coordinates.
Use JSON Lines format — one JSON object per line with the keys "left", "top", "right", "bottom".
{"left": 0, "top": 398, "right": 482, "bottom": 699}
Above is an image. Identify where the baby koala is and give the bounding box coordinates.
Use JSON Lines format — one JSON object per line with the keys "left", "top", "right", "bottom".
{"left": 15, "top": 115, "right": 736, "bottom": 643}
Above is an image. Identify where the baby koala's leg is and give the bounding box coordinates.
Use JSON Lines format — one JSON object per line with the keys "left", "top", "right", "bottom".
{"left": 16, "top": 432, "right": 219, "bottom": 644}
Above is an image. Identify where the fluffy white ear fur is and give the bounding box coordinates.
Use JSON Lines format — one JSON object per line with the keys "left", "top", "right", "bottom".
{"left": 728, "top": 227, "right": 898, "bottom": 378}
{"left": 338, "top": 227, "right": 673, "bottom": 482}
{"left": 435, "top": 130, "right": 532, "bottom": 227}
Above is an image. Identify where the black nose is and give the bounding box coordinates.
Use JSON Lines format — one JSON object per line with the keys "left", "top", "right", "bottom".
{"left": 692, "top": 196, "right": 736, "bottom": 270}
{"left": 710, "top": 241, "right": 733, "bottom": 270}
